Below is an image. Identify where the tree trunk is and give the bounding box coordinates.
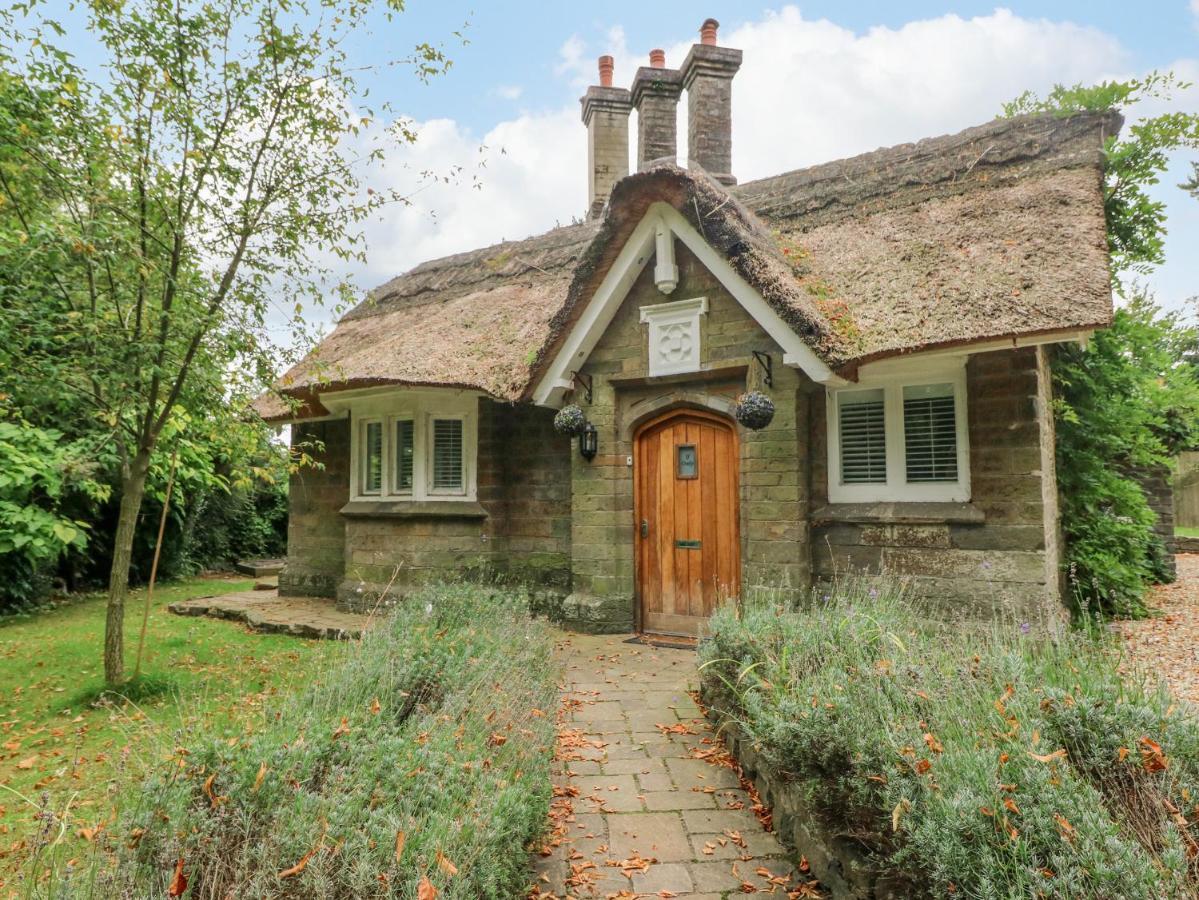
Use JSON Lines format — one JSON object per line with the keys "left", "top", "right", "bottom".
{"left": 104, "top": 448, "right": 153, "bottom": 685}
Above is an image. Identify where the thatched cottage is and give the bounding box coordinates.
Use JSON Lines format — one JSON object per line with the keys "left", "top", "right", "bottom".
{"left": 256, "top": 20, "right": 1119, "bottom": 635}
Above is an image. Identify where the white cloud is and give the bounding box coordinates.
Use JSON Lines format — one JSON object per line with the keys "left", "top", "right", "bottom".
{"left": 1192, "top": 0, "right": 1199, "bottom": 25}
{"left": 323, "top": 5, "right": 1195, "bottom": 334}
{"left": 351, "top": 109, "right": 583, "bottom": 289}
{"left": 492, "top": 84, "right": 523, "bottom": 100}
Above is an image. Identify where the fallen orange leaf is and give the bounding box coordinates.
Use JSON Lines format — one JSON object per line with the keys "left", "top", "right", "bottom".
{"left": 1027, "top": 749, "right": 1067, "bottom": 763}
{"left": 168, "top": 858, "right": 188, "bottom": 897}
{"left": 278, "top": 848, "right": 316, "bottom": 879}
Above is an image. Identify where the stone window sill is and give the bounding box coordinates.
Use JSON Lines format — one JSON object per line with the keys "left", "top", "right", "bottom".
{"left": 812, "top": 502, "right": 985, "bottom": 526}
{"left": 339, "top": 500, "right": 488, "bottom": 520}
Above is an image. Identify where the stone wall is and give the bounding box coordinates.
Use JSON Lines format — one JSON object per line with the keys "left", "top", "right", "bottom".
{"left": 811, "top": 347, "right": 1065, "bottom": 629}
{"left": 1176, "top": 451, "right": 1199, "bottom": 530}
{"left": 703, "top": 708, "right": 913, "bottom": 899}
{"left": 1135, "top": 464, "right": 1177, "bottom": 582}
{"left": 283, "top": 400, "right": 573, "bottom": 613}
{"left": 498, "top": 402, "right": 574, "bottom": 593}
{"left": 563, "top": 242, "right": 811, "bottom": 631}
{"left": 279, "top": 419, "right": 349, "bottom": 598}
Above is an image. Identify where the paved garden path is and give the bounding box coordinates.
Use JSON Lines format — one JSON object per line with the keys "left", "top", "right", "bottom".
{"left": 531, "top": 632, "right": 812, "bottom": 899}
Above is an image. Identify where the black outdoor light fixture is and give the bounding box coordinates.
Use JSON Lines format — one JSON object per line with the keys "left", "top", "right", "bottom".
{"left": 578, "top": 422, "right": 598, "bottom": 461}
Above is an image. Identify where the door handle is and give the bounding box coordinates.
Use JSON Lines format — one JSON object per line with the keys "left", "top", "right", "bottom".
{"left": 640, "top": 519, "right": 649, "bottom": 539}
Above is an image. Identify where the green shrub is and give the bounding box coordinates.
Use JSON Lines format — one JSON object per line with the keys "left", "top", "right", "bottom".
{"left": 0, "top": 417, "right": 108, "bottom": 609}
{"left": 50, "top": 584, "right": 558, "bottom": 898}
{"left": 1054, "top": 294, "right": 1199, "bottom": 618}
{"left": 701, "top": 578, "right": 1199, "bottom": 898}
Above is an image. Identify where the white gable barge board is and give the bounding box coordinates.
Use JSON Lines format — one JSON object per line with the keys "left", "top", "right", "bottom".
{"left": 533, "top": 214, "right": 657, "bottom": 407}
{"left": 532, "top": 202, "right": 845, "bottom": 407}
{"left": 659, "top": 204, "right": 842, "bottom": 385}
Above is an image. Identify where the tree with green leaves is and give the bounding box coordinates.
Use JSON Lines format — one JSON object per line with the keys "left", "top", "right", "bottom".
{"left": 0, "top": 0, "right": 452, "bottom": 683}
{"left": 1004, "top": 75, "right": 1199, "bottom": 616}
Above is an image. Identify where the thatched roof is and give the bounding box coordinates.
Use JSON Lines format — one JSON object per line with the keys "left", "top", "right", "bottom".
{"left": 738, "top": 110, "right": 1120, "bottom": 369}
{"left": 255, "top": 110, "right": 1117, "bottom": 421}
{"left": 253, "top": 221, "right": 599, "bottom": 419}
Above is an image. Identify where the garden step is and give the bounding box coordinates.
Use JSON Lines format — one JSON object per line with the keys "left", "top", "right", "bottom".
{"left": 168, "top": 589, "right": 367, "bottom": 640}
{"left": 234, "top": 558, "right": 286, "bottom": 577}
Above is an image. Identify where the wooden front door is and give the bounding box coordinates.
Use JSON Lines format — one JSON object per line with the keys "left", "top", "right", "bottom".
{"left": 634, "top": 410, "right": 740, "bottom": 636}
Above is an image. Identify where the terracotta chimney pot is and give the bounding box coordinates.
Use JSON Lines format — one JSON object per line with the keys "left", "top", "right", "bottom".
{"left": 649, "top": 48, "right": 666, "bottom": 68}
{"left": 598, "top": 55, "right": 614, "bottom": 87}
{"left": 700, "top": 18, "right": 719, "bottom": 45}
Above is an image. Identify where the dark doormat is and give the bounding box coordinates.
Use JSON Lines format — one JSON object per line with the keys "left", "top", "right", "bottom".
{"left": 624, "top": 634, "right": 698, "bottom": 651}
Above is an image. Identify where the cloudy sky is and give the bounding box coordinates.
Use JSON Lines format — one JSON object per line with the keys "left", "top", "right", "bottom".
{"left": 326, "top": 1, "right": 1198, "bottom": 334}
{"left": 38, "top": 1, "right": 1199, "bottom": 340}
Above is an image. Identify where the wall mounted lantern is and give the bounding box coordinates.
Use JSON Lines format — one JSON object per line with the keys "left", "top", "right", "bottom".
{"left": 579, "top": 422, "right": 598, "bottom": 461}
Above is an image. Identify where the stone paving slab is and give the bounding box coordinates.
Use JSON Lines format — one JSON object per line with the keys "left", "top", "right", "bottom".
{"left": 169, "top": 589, "right": 368, "bottom": 639}
{"left": 531, "top": 632, "right": 816, "bottom": 899}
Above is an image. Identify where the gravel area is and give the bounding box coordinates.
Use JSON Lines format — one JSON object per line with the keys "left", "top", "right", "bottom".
{"left": 1117, "top": 554, "right": 1199, "bottom": 704}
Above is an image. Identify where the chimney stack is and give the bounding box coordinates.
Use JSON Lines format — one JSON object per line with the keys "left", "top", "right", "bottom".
{"left": 631, "top": 50, "right": 684, "bottom": 170}
{"left": 680, "top": 18, "right": 742, "bottom": 184}
{"left": 580, "top": 55, "right": 632, "bottom": 219}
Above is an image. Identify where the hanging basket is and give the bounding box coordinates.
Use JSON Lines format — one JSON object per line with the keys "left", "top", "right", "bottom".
{"left": 553, "top": 403, "right": 588, "bottom": 436}
{"left": 734, "top": 391, "right": 775, "bottom": 430}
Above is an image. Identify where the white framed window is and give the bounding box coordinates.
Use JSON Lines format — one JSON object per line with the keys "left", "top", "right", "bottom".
{"left": 428, "top": 415, "right": 466, "bottom": 496}
{"left": 359, "top": 418, "right": 384, "bottom": 495}
{"left": 391, "top": 417, "right": 415, "bottom": 496}
{"left": 826, "top": 364, "right": 969, "bottom": 503}
{"left": 346, "top": 391, "right": 478, "bottom": 502}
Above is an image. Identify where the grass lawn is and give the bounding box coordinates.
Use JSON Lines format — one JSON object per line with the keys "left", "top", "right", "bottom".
{"left": 1178, "top": 525, "right": 1199, "bottom": 538}
{"left": 0, "top": 577, "right": 337, "bottom": 884}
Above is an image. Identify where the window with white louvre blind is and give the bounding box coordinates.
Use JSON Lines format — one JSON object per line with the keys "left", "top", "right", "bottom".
{"left": 838, "top": 389, "right": 886, "bottom": 484}
{"left": 903, "top": 384, "right": 958, "bottom": 483}
{"left": 361, "top": 419, "right": 383, "bottom": 495}
{"left": 827, "top": 367, "right": 969, "bottom": 503}
{"left": 430, "top": 418, "right": 465, "bottom": 493}
{"left": 349, "top": 394, "right": 477, "bottom": 502}
{"left": 393, "top": 419, "right": 415, "bottom": 493}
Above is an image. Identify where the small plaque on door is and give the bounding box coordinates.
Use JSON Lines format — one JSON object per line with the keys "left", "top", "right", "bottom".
{"left": 675, "top": 538, "right": 701, "bottom": 549}
{"left": 677, "top": 444, "right": 697, "bottom": 479}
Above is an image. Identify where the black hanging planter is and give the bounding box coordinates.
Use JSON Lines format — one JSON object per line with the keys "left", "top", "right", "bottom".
{"left": 734, "top": 390, "right": 775, "bottom": 430}
{"left": 553, "top": 403, "right": 587, "bottom": 436}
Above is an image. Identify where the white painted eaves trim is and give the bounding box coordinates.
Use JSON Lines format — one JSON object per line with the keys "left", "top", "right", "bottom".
{"left": 531, "top": 201, "right": 844, "bottom": 407}
{"left": 532, "top": 213, "right": 657, "bottom": 406}
{"left": 319, "top": 385, "right": 487, "bottom": 415}
{"left": 855, "top": 329, "right": 1095, "bottom": 380}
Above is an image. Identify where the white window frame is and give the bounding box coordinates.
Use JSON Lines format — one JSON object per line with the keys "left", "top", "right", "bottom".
{"left": 390, "top": 416, "right": 416, "bottom": 497}
{"left": 425, "top": 412, "right": 469, "bottom": 497}
{"left": 343, "top": 390, "right": 478, "bottom": 502}
{"left": 358, "top": 417, "right": 384, "bottom": 496}
{"left": 826, "top": 360, "right": 970, "bottom": 504}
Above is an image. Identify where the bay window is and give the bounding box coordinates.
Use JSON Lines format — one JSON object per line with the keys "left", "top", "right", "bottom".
{"left": 349, "top": 394, "right": 477, "bottom": 502}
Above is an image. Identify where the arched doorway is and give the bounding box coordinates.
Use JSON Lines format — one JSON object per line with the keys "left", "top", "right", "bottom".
{"left": 633, "top": 409, "right": 740, "bottom": 635}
